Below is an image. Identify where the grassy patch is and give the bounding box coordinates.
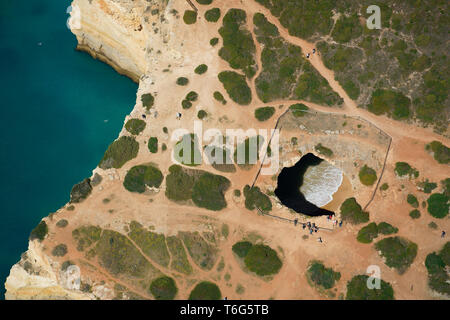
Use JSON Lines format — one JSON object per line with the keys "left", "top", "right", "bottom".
{"left": 183, "top": 10, "right": 197, "bottom": 24}
{"left": 232, "top": 241, "right": 253, "bottom": 258}
{"left": 314, "top": 143, "right": 333, "bottom": 158}
{"left": 290, "top": 103, "right": 309, "bottom": 117}
{"left": 52, "top": 244, "right": 68, "bottom": 257}
{"left": 196, "top": 0, "right": 213, "bottom": 4}
{"left": 331, "top": 14, "right": 362, "bottom": 43}
{"left": 427, "top": 193, "right": 449, "bottom": 219}
{"left": 409, "top": 209, "right": 421, "bottom": 219}
{"left": 197, "top": 110, "right": 208, "bottom": 120}
{"left": 243, "top": 185, "right": 272, "bottom": 213}
{"left": 307, "top": 261, "right": 341, "bottom": 290}
{"left": 394, "top": 162, "right": 419, "bottom": 178}
{"left": 194, "top": 64, "right": 208, "bottom": 75}
{"left": 425, "top": 242, "right": 450, "bottom": 295}
{"left": 219, "top": 9, "right": 257, "bottom": 78}
{"left": 191, "top": 171, "right": 230, "bottom": 211}
{"left": 357, "top": 222, "right": 379, "bottom": 244}
{"left": 72, "top": 226, "right": 102, "bottom": 252}
{"left": 148, "top": 137, "right": 158, "bottom": 153}
{"left": 377, "top": 222, "right": 398, "bottom": 235}
{"left": 56, "top": 219, "right": 68, "bottom": 228}
{"left": 213, "top": 91, "right": 227, "bottom": 104}
{"left": 205, "top": 8, "right": 221, "bottom": 22}
{"left": 340, "top": 198, "right": 369, "bottom": 224}
{"left": 346, "top": 275, "right": 394, "bottom": 300}
{"left": 210, "top": 37, "right": 219, "bottom": 46}
{"left": 176, "top": 77, "right": 189, "bottom": 86}
{"left": 407, "top": 194, "right": 419, "bottom": 208}
{"left": 99, "top": 136, "right": 139, "bottom": 169}
{"left": 180, "top": 232, "right": 218, "bottom": 270}
{"left": 141, "top": 93, "right": 154, "bottom": 110}
{"left": 359, "top": 165, "right": 377, "bottom": 186}
{"left": 128, "top": 221, "right": 170, "bottom": 267}
{"left": 149, "top": 276, "right": 177, "bottom": 300}
{"left": 375, "top": 236, "right": 418, "bottom": 274}
{"left": 418, "top": 180, "right": 437, "bottom": 194}
{"left": 123, "top": 165, "right": 164, "bottom": 193}
{"left": 380, "top": 183, "right": 389, "bottom": 191}
{"left": 189, "top": 281, "right": 221, "bottom": 300}
{"left": 244, "top": 244, "right": 282, "bottom": 277}
{"left": 29, "top": 221, "right": 48, "bottom": 242}
{"left": 125, "top": 119, "right": 146, "bottom": 135}
{"left": 368, "top": 89, "right": 411, "bottom": 120}
{"left": 254, "top": 106, "right": 275, "bottom": 122}
{"left": 426, "top": 141, "right": 450, "bottom": 164}
{"left": 218, "top": 71, "right": 252, "bottom": 105}
{"left": 166, "top": 236, "right": 192, "bottom": 275}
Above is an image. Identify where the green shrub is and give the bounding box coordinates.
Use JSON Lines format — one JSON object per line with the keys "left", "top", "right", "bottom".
{"left": 254, "top": 106, "right": 275, "bottom": 121}
{"left": 377, "top": 222, "right": 398, "bottom": 235}
{"left": 243, "top": 185, "right": 272, "bottom": 213}
{"left": 56, "top": 219, "right": 68, "bottom": 228}
{"left": 165, "top": 165, "right": 196, "bottom": 201}
{"left": 213, "top": 91, "right": 227, "bottom": 104}
{"left": 428, "top": 222, "right": 438, "bottom": 229}
{"left": 234, "top": 189, "right": 241, "bottom": 197}
{"left": 99, "top": 136, "right": 139, "bottom": 169}
{"left": 189, "top": 281, "right": 221, "bottom": 300}
{"left": 186, "top": 91, "right": 198, "bottom": 102}
{"left": 219, "top": 9, "right": 257, "bottom": 78}
{"left": 196, "top": 0, "right": 213, "bottom": 4}
{"left": 141, "top": 93, "right": 154, "bottom": 110}
{"left": 125, "top": 119, "right": 146, "bottom": 135}
{"left": 290, "top": 103, "right": 309, "bottom": 117}
{"left": 407, "top": 194, "right": 419, "bottom": 208}
{"left": 166, "top": 236, "right": 193, "bottom": 275}
{"left": 359, "top": 165, "right": 377, "bottom": 186}
{"left": 418, "top": 180, "right": 437, "bottom": 194}
{"left": 191, "top": 172, "right": 230, "bottom": 211}
{"left": 368, "top": 89, "right": 411, "bottom": 120}
{"left": 182, "top": 100, "right": 192, "bottom": 109}
{"left": 394, "top": 162, "right": 419, "bottom": 178}
{"left": 244, "top": 244, "right": 282, "bottom": 276}
{"left": 427, "top": 193, "right": 449, "bottom": 218}
{"left": 123, "top": 165, "right": 164, "bottom": 193}
{"left": 375, "top": 237, "right": 418, "bottom": 274}
{"left": 340, "top": 198, "right": 369, "bottom": 224}
{"left": 197, "top": 110, "right": 208, "bottom": 120}
{"left": 425, "top": 242, "right": 450, "bottom": 295}
{"left": 194, "top": 64, "right": 208, "bottom": 75}
{"left": 52, "top": 244, "right": 68, "bottom": 257}
{"left": 29, "top": 221, "right": 48, "bottom": 242}
{"left": 307, "top": 261, "right": 341, "bottom": 290}
{"left": 426, "top": 141, "right": 450, "bottom": 164}
{"left": 380, "top": 183, "right": 389, "bottom": 191}
{"left": 409, "top": 209, "right": 421, "bottom": 219}
{"left": 232, "top": 241, "right": 253, "bottom": 258}
{"left": 183, "top": 10, "right": 197, "bottom": 24}
{"left": 331, "top": 14, "right": 362, "bottom": 43}
{"left": 176, "top": 77, "right": 189, "bottom": 86}
{"left": 149, "top": 276, "right": 178, "bottom": 300}
{"left": 148, "top": 137, "right": 158, "bottom": 153}
{"left": 210, "top": 37, "right": 219, "bottom": 46}
{"left": 346, "top": 275, "right": 394, "bottom": 300}
{"left": 314, "top": 143, "right": 333, "bottom": 158}
{"left": 218, "top": 71, "right": 252, "bottom": 105}
{"left": 357, "top": 222, "right": 379, "bottom": 244}
{"left": 205, "top": 8, "right": 221, "bottom": 22}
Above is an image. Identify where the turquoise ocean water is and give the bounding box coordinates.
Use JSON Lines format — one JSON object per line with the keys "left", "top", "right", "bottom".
{"left": 0, "top": 0, "right": 137, "bottom": 298}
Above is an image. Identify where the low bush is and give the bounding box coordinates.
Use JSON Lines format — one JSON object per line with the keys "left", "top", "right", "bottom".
{"left": 176, "top": 77, "right": 189, "bottom": 86}
{"left": 141, "top": 93, "right": 154, "bottom": 110}
{"left": 243, "top": 185, "right": 272, "bottom": 213}
{"left": 427, "top": 193, "right": 449, "bottom": 218}
{"left": 407, "top": 194, "right": 419, "bottom": 208}
{"left": 290, "top": 103, "right": 309, "bottom": 117}
{"left": 125, "top": 119, "right": 146, "bottom": 135}
{"left": 232, "top": 241, "right": 253, "bottom": 258}
{"left": 205, "top": 8, "right": 221, "bottom": 22}
{"left": 380, "top": 183, "right": 389, "bottom": 191}
{"left": 52, "top": 244, "right": 68, "bottom": 257}
{"left": 394, "top": 162, "right": 419, "bottom": 178}
{"left": 425, "top": 242, "right": 450, "bottom": 295}
{"left": 56, "top": 219, "right": 68, "bottom": 228}
{"left": 194, "top": 64, "right": 208, "bottom": 75}
{"left": 346, "top": 275, "right": 394, "bottom": 300}
{"left": 244, "top": 244, "right": 282, "bottom": 276}
{"left": 186, "top": 91, "right": 198, "bottom": 102}
{"left": 409, "top": 209, "right": 421, "bottom": 219}
{"left": 375, "top": 237, "right": 418, "bottom": 274}
{"left": 340, "top": 198, "right": 369, "bottom": 224}
{"left": 359, "top": 165, "right": 377, "bottom": 186}
{"left": 357, "top": 222, "right": 379, "bottom": 244}
{"left": 189, "top": 281, "right": 221, "bottom": 300}
{"left": 196, "top": 0, "right": 213, "bottom": 4}
{"left": 368, "top": 89, "right": 411, "bottom": 120}
{"left": 149, "top": 276, "right": 178, "bottom": 300}
{"left": 254, "top": 106, "right": 275, "bottom": 121}
{"left": 99, "top": 136, "right": 139, "bottom": 169}
{"left": 210, "top": 37, "right": 219, "bottom": 46}
{"left": 148, "top": 137, "right": 158, "bottom": 153}
{"left": 191, "top": 172, "right": 230, "bottom": 211}
{"left": 213, "top": 91, "right": 227, "bottom": 104}
{"left": 197, "top": 110, "right": 208, "bottom": 120}
{"left": 183, "top": 10, "right": 197, "bottom": 24}
{"left": 307, "top": 261, "right": 341, "bottom": 290}
{"left": 377, "top": 222, "right": 398, "bottom": 235}
{"left": 218, "top": 71, "right": 252, "bottom": 105}
{"left": 426, "top": 141, "right": 450, "bottom": 164}
{"left": 123, "top": 165, "right": 164, "bottom": 193}
{"left": 314, "top": 143, "right": 333, "bottom": 158}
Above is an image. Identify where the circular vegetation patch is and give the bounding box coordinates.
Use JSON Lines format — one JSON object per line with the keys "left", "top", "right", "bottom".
{"left": 254, "top": 106, "right": 275, "bottom": 121}
{"left": 197, "top": 110, "right": 208, "bottom": 120}
{"left": 176, "top": 77, "right": 189, "bottom": 86}
{"left": 244, "top": 244, "right": 282, "bottom": 276}
{"left": 194, "top": 64, "right": 208, "bottom": 75}
{"left": 359, "top": 165, "right": 377, "bottom": 186}
{"left": 123, "top": 165, "right": 164, "bottom": 193}
{"left": 189, "top": 281, "right": 221, "bottom": 300}
{"left": 149, "top": 276, "right": 178, "bottom": 300}
{"left": 183, "top": 10, "right": 197, "bottom": 24}
{"left": 148, "top": 137, "right": 158, "bottom": 153}
{"left": 125, "top": 119, "right": 146, "bottom": 135}
{"left": 346, "top": 275, "right": 394, "bottom": 300}
{"left": 232, "top": 241, "right": 253, "bottom": 258}
{"left": 210, "top": 37, "right": 219, "bottom": 46}
{"left": 427, "top": 193, "right": 449, "bottom": 218}
{"left": 52, "top": 244, "right": 68, "bottom": 257}
{"left": 205, "top": 8, "right": 221, "bottom": 22}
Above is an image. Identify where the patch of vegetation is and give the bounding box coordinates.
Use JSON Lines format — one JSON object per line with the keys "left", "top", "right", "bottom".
{"left": 359, "top": 165, "right": 377, "bottom": 186}
{"left": 394, "top": 162, "right": 419, "bottom": 178}
{"left": 368, "top": 89, "right": 411, "bottom": 120}
{"left": 210, "top": 37, "right": 219, "bottom": 46}
{"left": 56, "top": 219, "right": 68, "bottom": 228}
{"left": 180, "top": 232, "right": 218, "bottom": 270}
{"left": 314, "top": 143, "right": 333, "bottom": 158}
{"left": 196, "top": 0, "right": 213, "bottom": 4}
{"left": 426, "top": 141, "right": 450, "bottom": 164}
{"left": 409, "top": 209, "right": 421, "bottom": 219}
{"left": 70, "top": 178, "right": 92, "bottom": 203}
{"left": 148, "top": 137, "right": 158, "bottom": 153}
{"left": 123, "top": 165, "right": 163, "bottom": 194}
{"left": 29, "top": 221, "right": 48, "bottom": 242}
{"left": 425, "top": 242, "right": 450, "bottom": 296}
{"left": 219, "top": 9, "right": 257, "bottom": 78}
{"left": 99, "top": 136, "right": 139, "bottom": 169}
{"left": 197, "top": 110, "right": 208, "bottom": 120}
{"left": 125, "top": 119, "right": 146, "bottom": 135}
{"left": 331, "top": 14, "right": 363, "bottom": 43}
{"left": 254, "top": 106, "right": 275, "bottom": 122}
{"left": 407, "top": 194, "right": 419, "bottom": 208}
{"left": 183, "top": 10, "right": 197, "bottom": 25}
{"left": 418, "top": 180, "right": 437, "bottom": 194}
{"left": 149, "top": 276, "right": 177, "bottom": 300}
{"left": 205, "top": 8, "right": 221, "bottom": 22}
{"left": 52, "top": 244, "right": 68, "bottom": 257}
{"left": 357, "top": 222, "right": 379, "bottom": 244}
{"left": 428, "top": 222, "right": 438, "bottom": 230}
{"left": 72, "top": 226, "right": 102, "bottom": 252}
{"left": 141, "top": 93, "right": 154, "bottom": 110}
{"left": 213, "top": 91, "right": 227, "bottom": 104}
{"left": 380, "top": 183, "right": 389, "bottom": 191}
{"left": 375, "top": 237, "right": 418, "bottom": 274}
{"left": 427, "top": 193, "right": 449, "bottom": 219}
{"left": 191, "top": 171, "right": 230, "bottom": 211}
{"left": 195, "top": 64, "right": 208, "bottom": 75}
{"left": 166, "top": 236, "right": 192, "bottom": 275}
{"left": 189, "top": 281, "right": 222, "bottom": 300}
{"left": 128, "top": 221, "right": 170, "bottom": 267}
{"left": 177, "top": 77, "right": 189, "bottom": 86}
{"left": 165, "top": 165, "right": 196, "bottom": 201}
{"left": 340, "top": 198, "right": 369, "bottom": 224}
{"left": 232, "top": 241, "right": 253, "bottom": 258}
{"left": 243, "top": 244, "right": 282, "bottom": 277}
{"left": 218, "top": 71, "right": 252, "bottom": 105}
{"left": 243, "top": 185, "right": 272, "bottom": 213}
{"left": 307, "top": 261, "right": 341, "bottom": 290}
{"left": 290, "top": 103, "right": 309, "bottom": 117}
{"left": 346, "top": 275, "right": 394, "bottom": 300}
{"left": 377, "top": 222, "right": 398, "bottom": 235}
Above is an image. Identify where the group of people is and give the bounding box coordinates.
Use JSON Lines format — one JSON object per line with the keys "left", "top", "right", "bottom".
{"left": 306, "top": 48, "right": 317, "bottom": 59}
{"left": 327, "top": 214, "right": 343, "bottom": 227}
